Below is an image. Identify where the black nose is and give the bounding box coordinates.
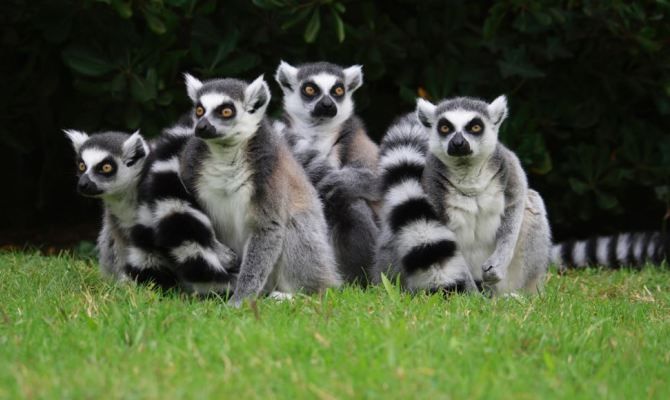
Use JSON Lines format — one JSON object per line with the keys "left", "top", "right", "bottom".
{"left": 312, "top": 97, "right": 337, "bottom": 118}
{"left": 195, "top": 118, "right": 217, "bottom": 139}
{"left": 447, "top": 133, "right": 472, "bottom": 156}
{"left": 77, "top": 175, "right": 102, "bottom": 196}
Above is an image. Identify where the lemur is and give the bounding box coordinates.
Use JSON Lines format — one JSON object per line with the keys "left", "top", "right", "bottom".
{"left": 64, "top": 129, "right": 177, "bottom": 289}
{"left": 551, "top": 232, "right": 669, "bottom": 271}
{"left": 171, "top": 73, "right": 341, "bottom": 306}
{"left": 372, "top": 115, "right": 478, "bottom": 294}
{"left": 274, "top": 61, "right": 380, "bottom": 284}
{"left": 66, "top": 122, "right": 239, "bottom": 295}
{"left": 377, "top": 95, "right": 551, "bottom": 295}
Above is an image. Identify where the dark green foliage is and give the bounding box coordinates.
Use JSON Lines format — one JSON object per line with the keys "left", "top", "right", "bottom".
{"left": 1, "top": 0, "right": 669, "bottom": 240}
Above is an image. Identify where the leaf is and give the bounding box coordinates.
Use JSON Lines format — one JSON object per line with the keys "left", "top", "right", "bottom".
{"left": 483, "top": 3, "right": 506, "bottom": 39}
{"left": 596, "top": 191, "right": 619, "bottom": 210}
{"left": 111, "top": 0, "right": 133, "bottom": 19}
{"left": 332, "top": 10, "right": 345, "bottom": 42}
{"left": 130, "top": 71, "right": 157, "bottom": 102}
{"left": 124, "top": 105, "right": 142, "bottom": 129}
{"left": 333, "top": 2, "right": 346, "bottom": 13}
{"left": 61, "top": 45, "right": 115, "bottom": 77}
{"left": 568, "top": 178, "right": 589, "bottom": 194}
{"left": 144, "top": 12, "right": 167, "bottom": 35}
{"left": 280, "top": 8, "right": 311, "bottom": 30}
{"left": 304, "top": 9, "right": 321, "bottom": 43}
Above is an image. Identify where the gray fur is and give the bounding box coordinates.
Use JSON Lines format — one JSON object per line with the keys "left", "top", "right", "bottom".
{"left": 434, "top": 97, "right": 490, "bottom": 120}
{"left": 296, "top": 62, "right": 345, "bottom": 80}
{"left": 196, "top": 79, "right": 246, "bottom": 102}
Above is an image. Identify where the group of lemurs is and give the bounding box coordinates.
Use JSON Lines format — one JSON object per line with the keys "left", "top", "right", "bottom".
{"left": 65, "top": 61, "right": 669, "bottom": 305}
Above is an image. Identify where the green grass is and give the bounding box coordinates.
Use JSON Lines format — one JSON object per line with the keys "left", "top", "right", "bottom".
{"left": 1, "top": 252, "right": 669, "bottom": 399}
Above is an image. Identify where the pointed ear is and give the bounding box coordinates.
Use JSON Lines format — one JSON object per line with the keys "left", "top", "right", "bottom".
{"left": 416, "top": 98, "right": 436, "bottom": 128}
{"left": 184, "top": 73, "right": 203, "bottom": 102}
{"left": 488, "top": 95, "right": 508, "bottom": 126}
{"left": 122, "top": 130, "right": 149, "bottom": 166}
{"left": 275, "top": 61, "right": 298, "bottom": 93}
{"left": 245, "top": 75, "right": 271, "bottom": 115}
{"left": 63, "top": 129, "right": 89, "bottom": 152}
{"left": 343, "top": 65, "right": 363, "bottom": 93}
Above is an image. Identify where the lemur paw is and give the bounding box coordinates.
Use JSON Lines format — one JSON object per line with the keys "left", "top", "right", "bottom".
{"left": 482, "top": 264, "right": 504, "bottom": 285}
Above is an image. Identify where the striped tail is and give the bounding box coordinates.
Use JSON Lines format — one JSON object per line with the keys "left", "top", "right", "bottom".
{"left": 134, "top": 128, "right": 238, "bottom": 295}
{"left": 551, "top": 232, "right": 669, "bottom": 271}
{"left": 376, "top": 114, "right": 474, "bottom": 293}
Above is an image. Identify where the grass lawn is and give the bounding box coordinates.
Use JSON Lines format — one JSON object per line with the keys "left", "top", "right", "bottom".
{"left": 1, "top": 252, "right": 669, "bottom": 399}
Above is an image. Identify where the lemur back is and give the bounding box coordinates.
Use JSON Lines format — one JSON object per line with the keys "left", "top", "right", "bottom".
{"left": 274, "top": 61, "right": 380, "bottom": 284}
{"left": 170, "top": 73, "right": 341, "bottom": 306}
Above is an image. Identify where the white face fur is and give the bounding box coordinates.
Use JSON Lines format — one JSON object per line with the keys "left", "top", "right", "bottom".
{"left": 416, "top": 96, "right": 508, "bottom": 165}
{"left": 274, "top": 61, "right": 363, "bottom": 131}
{"left": 65, "top": 130, "right": 149, "bottom": 198}
{"left": 185, "top": 74, "right": 271, "bottom": 145}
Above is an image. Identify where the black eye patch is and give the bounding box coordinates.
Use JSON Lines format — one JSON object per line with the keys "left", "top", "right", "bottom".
{"left": 300, "top": 82, "right": 321, "bottom": 100}
{"left": 437, "top": 118, "right": 455, "bottom": 136}
{"left": 330, "top": 83, "right": 345, "bottom": 100}
{"left": 465, "top": 118, "right": 485, "bottom": 135}
{"left": 214, "top": 103, "right": 236, "bottom": 120}
{"left": 95, "top": 156, "right": 117, "bottom": 177}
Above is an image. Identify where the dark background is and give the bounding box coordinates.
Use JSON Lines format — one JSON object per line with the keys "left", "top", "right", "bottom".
{"left": 2, "top": 0, "right": 669, "bottom": 248}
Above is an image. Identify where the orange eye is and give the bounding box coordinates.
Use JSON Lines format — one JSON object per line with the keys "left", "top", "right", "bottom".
{"left": 470, "top": 124, "right": 482, "bottom": 133}
{"left": 439, "top": 124, "right": 450, "bottom": 134}
{"left": 334, "top": 86, "right": 344, "bottom": 96}
{"left": 101, "top": 163, "right": 113, "bottom": 173}
{"left": 220, "top": 107, "right": 234, "bottom": 118}
{"left": 303, "top": 85, "right": 316, "bottom": 96}
{"left": 195, "top": 106, "right": 205, "bottom": 117}
{"left": 78, "top": 162, "right": 86, "bottom": 172}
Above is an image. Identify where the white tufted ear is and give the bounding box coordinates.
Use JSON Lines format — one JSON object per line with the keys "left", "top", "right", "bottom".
{"left": 63, "top": 129, "right": 89, "bottom": 153}
{"left": 488, "top": 95, "right": 509, "bottom": 126}
{"left": 184, "top": 73, "right": 203, "bottom": 102}
{"left": 244, "top": 75, "right": 271, "bottom": 115}
{"left": 343, "top": 65, "right": 363, "bottom": 93}
{"left": 122, "top": 130, "right": 149, "bottom": 166}
{"left": 416, "top": 98, "right": 437, "bottom": 128}
{"left": 275, "top": 61, "right": 299, "bottom": 93}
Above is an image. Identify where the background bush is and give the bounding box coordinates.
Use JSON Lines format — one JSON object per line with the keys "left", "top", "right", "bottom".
{"left": 2, "top": 0, "right": 669, "bottom": 241}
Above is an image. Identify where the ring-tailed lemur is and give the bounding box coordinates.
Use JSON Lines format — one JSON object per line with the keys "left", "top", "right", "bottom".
{"left": 172, "top": 73, "right": 341, "bottom": 306}
{"left": 372, "top": 115, "right": 477, "bottom": 294}
{"left": 274, "top": 61, "right": 380, "bottom": 284}
{"left": 377, "top": 95, "right": 551, "bottom": 295}
{"left": 551, "top": 232, "right": 669, "bottom": 270}
{"left": 65, "top": 129, "right": 178, "bottom": 289}
{"left": 131, "top": 114, "right": 239, "bottom": 295}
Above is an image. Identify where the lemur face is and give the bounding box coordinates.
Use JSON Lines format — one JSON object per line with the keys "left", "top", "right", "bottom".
{"left": 275, "top": 61, "right": 363, "bottom": 127}
{"left": 416, "top": 95, "right": 508, "bottom": 163}
{"left": 184, "top": 74, "right": 270, "bottom": 145}
{"left": 64, "top": 130, "right": 148, "bottom": 198}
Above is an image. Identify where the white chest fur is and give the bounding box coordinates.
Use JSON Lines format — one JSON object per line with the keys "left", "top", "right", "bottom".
{"left": 196, "top": 145, "right": 254, "bottom": 255}
{"left": 291, "top": 121, "right": 341, "bottom": 167}
{"left": 444, "top": 170, "right": 505, "bottom": 269}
